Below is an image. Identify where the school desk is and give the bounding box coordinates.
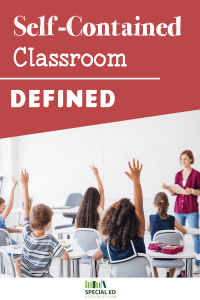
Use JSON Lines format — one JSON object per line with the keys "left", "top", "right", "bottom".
{"left": 87, "top": 247, "right": 197, "bottom": 278}
{"left": 147, "top": 248, "right": 196, "bottom": 277}
{"left": 0, "top": 238, "right": 85, "bottom": 278}
{"left": 184, "top": 227, "right": 200, "bottom": 235}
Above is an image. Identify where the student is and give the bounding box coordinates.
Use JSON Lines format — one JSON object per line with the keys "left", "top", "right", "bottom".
{"left": 75, "top": 165, "right": 106, "bottom": 241}
{"left": 93, "top": 159, "right": 146, "bottom": 264}
{"left": 0, "top": 177, "right": 22, "bottom": 276}
{"left": 20, "top": 169, "right": 69, "bottom": 278}
{"left": 146, "top": 192, "right": 187, "bottom": 278}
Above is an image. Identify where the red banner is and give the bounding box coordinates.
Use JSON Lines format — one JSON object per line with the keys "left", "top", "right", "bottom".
{"left": 0, "top": 0, "right": 199, "bottom": 138}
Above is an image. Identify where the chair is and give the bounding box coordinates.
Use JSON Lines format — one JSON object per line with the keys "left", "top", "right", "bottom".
{"left": 0, "top": 229, "right": 21, "bottom": 269}
{"left": 152, "top": 230, "right": 185, "bottom": 277}
{"left": 55, "top": 193, "right": 82, "bottom": 232}
{"left": 109, "top": 253, "right": 153, "bottom": 278}
{"left": 0, "top": 249, "right": 16, "bottom": 277}
{"left": 74, "top": 228, "right": 103, "bottom": 265}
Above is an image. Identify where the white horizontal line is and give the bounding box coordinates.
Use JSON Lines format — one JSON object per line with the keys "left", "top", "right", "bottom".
{"left": 0, "top": 77, "right": 160, "bottom": 80}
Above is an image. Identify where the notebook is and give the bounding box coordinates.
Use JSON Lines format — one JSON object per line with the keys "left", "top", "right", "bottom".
{"left": 12, "top": 244, "right": 22, "bottom": 249}
{"left": 60, "top": 241, "right": 73, "bottom": 252}
{"left": 168, "top": 184, "right": 185, "bottom": 194}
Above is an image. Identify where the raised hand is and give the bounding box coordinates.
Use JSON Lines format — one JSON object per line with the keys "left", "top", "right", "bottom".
{"left": 20, "top": 169, "right": 30, "bottom": 217}
{"left": 20, "top": 169, "right": 29, "bottom": 186}
{"left": 90, "top": 164, "right": 99, "bottom": 177}
{"left": 125, "top": 159, "right": 145, "bottom": 238}
{"left": 125, "top": 159, "right": 142, "bottom": 182}
{"left": 2, "top": 176, "right": 18, "bottom": 220}
{"left": 90, "top": 164, "right": 104, "bottom": 210}
{"left": 12, "top": 176, "right": 18, "bottom": 190}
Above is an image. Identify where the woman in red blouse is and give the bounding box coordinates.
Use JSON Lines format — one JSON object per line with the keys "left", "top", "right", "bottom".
{"left": 163, "top": 150, "right": 200, "bottom": 274}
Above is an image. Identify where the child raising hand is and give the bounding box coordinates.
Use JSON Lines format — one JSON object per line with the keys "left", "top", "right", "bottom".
{"left": 20, "top": 169, "right": 69, "bottom": 278}
{"left": 93, "top": 159, "right": 146, "bottom": 264}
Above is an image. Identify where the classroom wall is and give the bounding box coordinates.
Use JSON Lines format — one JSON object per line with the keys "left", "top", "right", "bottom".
{"left": 1, "top": 110, "right": 200, "bottom": 242}
{"left": 12, "top": 130, "right": 103, "bottom": 228}
{"left": 0, "top": 137, "right": 18, "bottom": 226}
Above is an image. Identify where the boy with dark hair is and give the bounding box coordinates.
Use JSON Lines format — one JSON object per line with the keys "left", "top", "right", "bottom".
{"left": 20, "top": 169, "right": 69, "bottom": 278}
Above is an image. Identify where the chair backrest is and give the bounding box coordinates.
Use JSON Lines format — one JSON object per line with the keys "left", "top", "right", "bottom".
{"left": 0, "top": 229, "right": 13, "bottom": 273}
{"left": 65, "top": 193, "right": 83, "bottom": 206}
{"left": 109, "top": 253, "right": 153, "bottom": 278}
{"left": 74, "top": 228, "right": 101, "bottom": 251}
{"left": 153, "top": 230, "right": 185, "bottom": 248}
{"left": 0, "top": 249, "right": 16, "bottom": 278}
{"left": 0, "top": 229, "right": 12, "bottom": 247}
{"left": 63, "top": 193, "right": 83, "bottom": 219}
{"left": 74, "top": 228, "right": 102, "bottom": 263}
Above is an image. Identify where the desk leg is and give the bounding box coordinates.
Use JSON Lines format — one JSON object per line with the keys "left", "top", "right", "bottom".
{"left": 91, "top": 258, "right": 98, "bottom": 278}
{"left": 58, "top": 258, "right": 64, "bottom": 277}
{"left": 73, "top": 259, "right": 80, "bottom": 278}
{"left": 63, "top": 260, "right": 71, "bottom": 278}
{"left": 186, "top": 259, "right": 193, "bottom": 278}
{"left": 57, "top": 232, "right": 63, "bottom": 277}
{"left": 90, "top": 257, "right": 93, "bottom": 277}
{"left": 71, "top": 260, "right": 75, "bottom": 277}
{"left": 0, "top": 253, "right": 5, "bottom": 274}
{"left": 77, "top": 260, "right": 80, "bottom": 277}
{"left": 94, "top": 260, "right": 97, "bottom": 278}
{"left": 67, "top": 259, "right": 71, "bottom": 278}
{"left": 0, "top": 253, "right": 2, "bottom": 274}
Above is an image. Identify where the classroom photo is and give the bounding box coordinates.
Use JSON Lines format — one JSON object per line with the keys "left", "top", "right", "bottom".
{"left": 0, "top": 110, "right": 200, "bottom": 278}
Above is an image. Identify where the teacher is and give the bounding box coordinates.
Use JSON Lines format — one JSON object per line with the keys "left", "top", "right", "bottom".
{"left": 163, "top": 150, "right": 200, "bottom": 274}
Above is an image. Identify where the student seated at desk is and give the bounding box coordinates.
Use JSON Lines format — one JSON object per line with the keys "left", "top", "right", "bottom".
{"left": 146, "top": 192, "right": 187, "bottom": 278}
{"left": 0, "top": 177, "right": 22, "bottom": 276}
{"left": 75, "top": 165, "right": 106, "bottom": 241}
{"left": 93, "top": 159, "right": 146, "bottom": 264}
{"left": 20, "top": 169, "right": 69, "bottom": 278}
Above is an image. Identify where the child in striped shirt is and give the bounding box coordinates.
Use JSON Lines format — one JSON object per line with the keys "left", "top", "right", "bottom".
{"left": 20, "top": 169, "right": 69, "bottom": 278}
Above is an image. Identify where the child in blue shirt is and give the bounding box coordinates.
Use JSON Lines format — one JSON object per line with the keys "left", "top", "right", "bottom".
{"left": 0, "top": 177, "right": 22, "bottom": 276}
{"left": 146, "top": 192, "right": 187, "bottom": 277}
{"left": 93, "top": 159, "right": 146, "bottom": 264}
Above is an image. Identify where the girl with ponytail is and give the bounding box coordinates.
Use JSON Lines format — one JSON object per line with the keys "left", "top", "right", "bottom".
{"left": 75, "top": 165, "right": 106, "bottom": 241}
{"left": 146, "top": 192, "right": 187, "bottom": 277}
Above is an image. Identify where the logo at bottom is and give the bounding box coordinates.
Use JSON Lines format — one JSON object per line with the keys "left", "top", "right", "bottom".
{"left": 85, "top": 280, "right": 116, "bottom": 298}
